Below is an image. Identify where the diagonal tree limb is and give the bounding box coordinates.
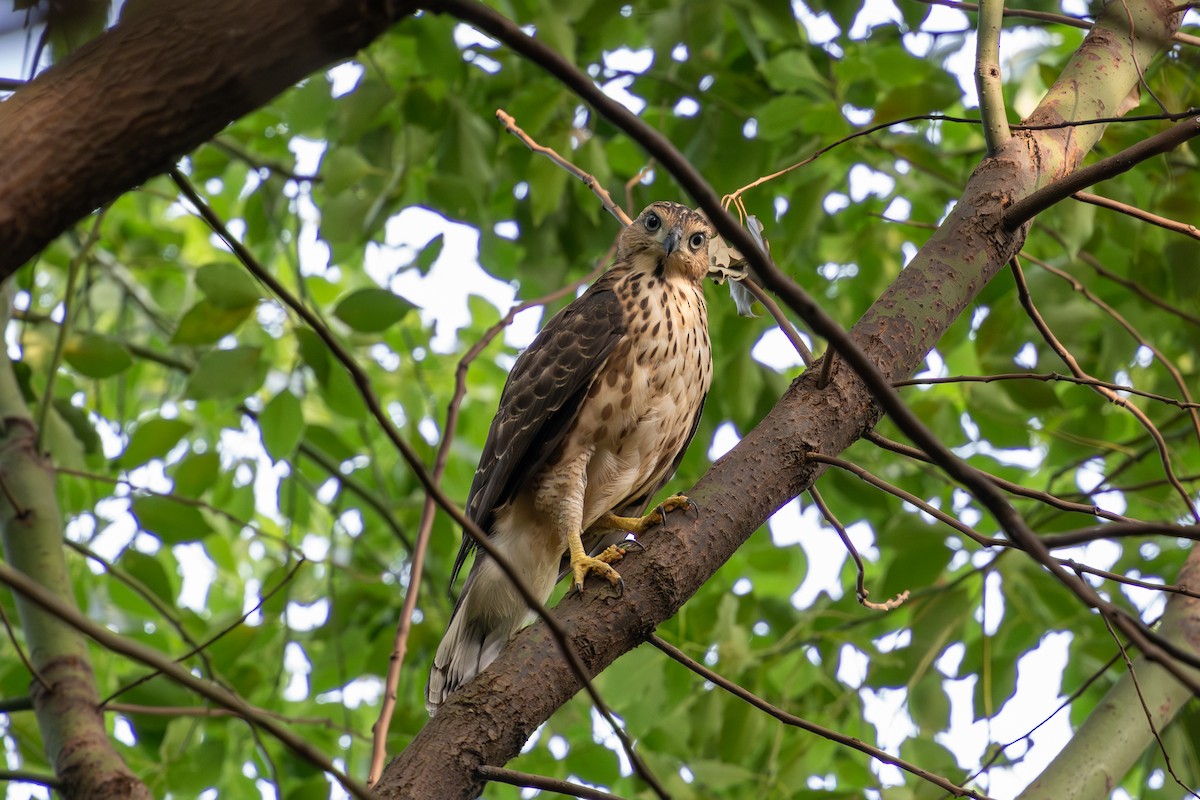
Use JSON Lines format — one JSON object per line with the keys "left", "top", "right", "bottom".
{"left": 382, "top": 0, "right": 1189, "bottom": 795}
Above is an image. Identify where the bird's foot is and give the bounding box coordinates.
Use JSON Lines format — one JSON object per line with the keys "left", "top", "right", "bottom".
{"left": 569, "top": 551, "right": 625, "bottom": 595}
{"left": 598, "top": 494, "right": 697, "bottom": 535}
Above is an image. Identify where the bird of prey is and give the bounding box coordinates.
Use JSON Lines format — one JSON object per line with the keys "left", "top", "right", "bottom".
{"left": 426, "top": 202, "right": 714, "bottom": 714}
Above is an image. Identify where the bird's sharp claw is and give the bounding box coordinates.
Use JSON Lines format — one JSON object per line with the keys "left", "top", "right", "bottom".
{"left": 570, "top": 553, "right": 623, "bottom": 595}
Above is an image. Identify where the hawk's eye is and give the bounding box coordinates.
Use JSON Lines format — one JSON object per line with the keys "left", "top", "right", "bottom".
{"left": 644, "top": 213, "right": 661, "bottom": 231}
{"left": 689, "top": 232, "right": 706, "bottom": 250}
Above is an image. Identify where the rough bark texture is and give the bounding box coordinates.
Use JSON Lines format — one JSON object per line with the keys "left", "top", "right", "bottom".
{"left": 378, "top": 0, "right": 1183, "bottom": 796}
{"left": 0, "top": 0, "right": 415, "bottom": 278}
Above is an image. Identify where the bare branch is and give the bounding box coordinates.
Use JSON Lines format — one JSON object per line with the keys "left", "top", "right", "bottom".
{"left": 476, "top": 766, "right": 627, "bottom": 800}
{"left": 649, "top": 635, "right": 993, "bottom": 799}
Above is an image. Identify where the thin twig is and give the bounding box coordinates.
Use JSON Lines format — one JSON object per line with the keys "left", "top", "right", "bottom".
{"left": 1099, "top": 611, "right": 1200, "bottom": 798}
{"left": 497, "top": 108, "right": 631, "bottom": 226}
{"left": 912, "top": 0, "right": 1200, "bottom": 46}
{"left": 35, "top": 210, "right": 105, "bottom": 453}
{"left": 1075, "top": 248, "right": 1200, "bottom": 327}
{"left": 0, "top": 770, "right": 61, "bottom": 790}
{"left": 809, "top": 486, "right": 909, "bottom": 609}
{"left": 1073, "top": 191, "right": 1200, "bottom": 242}
{"left": 1009, "top": 256, "right": 1198, "bottom": 522}
{"left": 894, "top": 371, "right": 1199, "bottom": 409}
{"left": 864, "top": 431, "right": 1135, "bottom": 524}
{"left": 100, "top": 557, "right": 306, "bottom": 706}
{"left": 739, "top": 278, "right": 813, "bottom": 366}
{"left": 477, "top": 766, "right": 627, "bottom": 800}
{"left": 1023, "top": 249, "right": 1200, "bottom": 448}
{"left": 649, "top": 635, "right": 994, "bottom": 799}
{"left": 0, "top": 602, "right": 49, "bottom": 690}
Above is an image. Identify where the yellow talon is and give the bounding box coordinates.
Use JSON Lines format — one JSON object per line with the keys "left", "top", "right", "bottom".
{"left": 597, "top": 493, "right": 695, "bottom": 535}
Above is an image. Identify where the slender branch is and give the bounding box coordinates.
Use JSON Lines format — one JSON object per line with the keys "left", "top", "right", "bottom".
{"left": 976, "top": 0, "right": 1011, "bottom": 155}
{"left": 106, "top": 702, "right": 369, "bottom": 739}
{"left": 476, "top": 766, "right": 627, "bottom": 800}
{"left": 1004, "top": 114, "right": 1200, "bottom": 228}
{"left": 894, "top": 371, "right": 1199, "bottom": 409}
{"left": 0, "top": 770, "right": 61, "bottom": 789}
{"left": 496, "top": 108, "right": 631, "bottom": 226}
{"left": 35, "top": 210, "right": 105, "bottom": 452}
{"left": 808, "top": 487, "right": 908, "bottom": 609}
{"left": 740, "top": 278, "right": 814, "bottom": 366}
{"left": 0, "top": 601, "right": 48, "bottom": 689}
{"left": 0, "top": 560, "right": 374, "bottom": 800}
{"left": 1075, "top": 248, "right": 1200, "bottom": 327}
{"left": 1023, "top": 249, "right": 1200, "bottom": 447}
{"left": 169, "top": 168, "right": 666, "bottom": 799}
{"left": 649, "top": 635, "right": 993, "bottom": 800}
{"left": 863, "top": 431, "right": 1135, "bottom": 525}
{"left": 1009, "top": 256, "right": 1198, "bottom": 522}
{"left": 1073, "top": 191, "right": 1200, "bottom": 242}
{"left": 912, "top": 0, "right": 1200, "bottom": 46}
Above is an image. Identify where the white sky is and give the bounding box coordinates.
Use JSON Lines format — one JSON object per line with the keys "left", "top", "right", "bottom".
{"left": 3, "top": 2, "right": 1192, "bottom": 798}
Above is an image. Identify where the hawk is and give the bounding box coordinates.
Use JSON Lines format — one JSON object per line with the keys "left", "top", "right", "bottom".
{"left": 426, "top": 202, "right": 714, "bottom": 714}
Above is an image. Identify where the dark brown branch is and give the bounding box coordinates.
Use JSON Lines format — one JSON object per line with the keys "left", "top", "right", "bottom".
{"left": 476, "top": 766, "right": 627, "bottom": 800}
{"left": 1004, "top": 114, "right": 1200, "bottom": 228}
{"left": 648, "top": 635, "right": 993, "bottom": 799}
{"left": 1073, "top": 191, "right": 1200, "bottom": 241}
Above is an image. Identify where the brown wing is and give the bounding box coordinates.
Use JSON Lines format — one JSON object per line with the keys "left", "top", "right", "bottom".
{"left": 449, "top": 273, "right": 626, "bottom": 588}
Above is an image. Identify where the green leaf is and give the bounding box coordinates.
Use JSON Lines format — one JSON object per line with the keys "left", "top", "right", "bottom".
{"left": 333, "top": 287, "right": 415, "bottom": 333}
{"left": 131, "top": 495, "right": 213, "bottom": 544}
{"left": 185, "top": 347, "right": 264, "bottom": 401}
{"left": 171, "top": 300, "right": 254, "bottom": 345}
{"left": 322, "top": 147, "right": 375, "bottom": 195}
{"left": 120, "top": 418, "right": 192, "bottom": 468}
{"left": 172, "top": 451, "right": 219, "bottom": 498}
{"left": 260, "top": 391, "right": 304, "bottom": 461}
{"left": 63, "top": 334, "right": 133, "bottom": 378}
{"left": 414, "top": 232, "right": 444, "bottom": 274}
{"left": 195, "top": 262, "right": 261, "bottom": 310}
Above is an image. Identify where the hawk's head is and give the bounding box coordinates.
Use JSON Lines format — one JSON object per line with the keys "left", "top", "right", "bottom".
{"left": 619, "top": 201, "right": 713, "bottom": 283}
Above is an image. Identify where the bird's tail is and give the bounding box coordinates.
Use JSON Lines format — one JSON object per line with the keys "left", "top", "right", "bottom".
{"left": 425, "top": 597, "right": 510, "bottom": 715}
{"left": 426, "top": 543, "right": 557, "bottom": 715}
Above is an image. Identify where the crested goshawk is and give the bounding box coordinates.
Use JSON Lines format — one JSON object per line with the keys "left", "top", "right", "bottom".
{"left": 427, "top": 202, "right": 714, "bottom": 714}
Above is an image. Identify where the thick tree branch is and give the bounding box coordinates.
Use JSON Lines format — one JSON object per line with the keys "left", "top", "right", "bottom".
{"left": 0, "top": 0, "right": 416, "bottom": 278}
{"left": 382, "top": 0, "right": 1188, "bottom": 795}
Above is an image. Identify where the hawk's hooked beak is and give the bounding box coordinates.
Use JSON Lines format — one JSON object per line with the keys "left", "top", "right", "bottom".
{"left": 662, "top": 226, "right": 683, "bottom": 256}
